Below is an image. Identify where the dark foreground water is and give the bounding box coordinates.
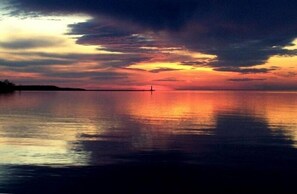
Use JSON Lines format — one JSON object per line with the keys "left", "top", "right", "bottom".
{"left": 0, "top": 91, "right": 297, "bottom": 193}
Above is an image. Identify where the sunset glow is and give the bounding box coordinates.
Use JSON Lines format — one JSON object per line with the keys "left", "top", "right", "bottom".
{"left": 0, "top": 0, "right": 296, "bottom": 90}
{"left": 1, "top": 1, "right": 297, "bottom": 193}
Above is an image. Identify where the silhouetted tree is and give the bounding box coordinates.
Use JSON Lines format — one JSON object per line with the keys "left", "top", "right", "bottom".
{"left": 0, "top": 80, "right": 15, "bottom": 93}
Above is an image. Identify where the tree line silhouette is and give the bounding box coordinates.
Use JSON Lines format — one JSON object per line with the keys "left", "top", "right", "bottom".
{"left": 0, "top": 80, "right": 85, "bottom": 93}
{"left": 0, "top": 80, "right": 16, "bottom": 93}
{"left": 0, "top": 79, "right": 153, "bottom": 92}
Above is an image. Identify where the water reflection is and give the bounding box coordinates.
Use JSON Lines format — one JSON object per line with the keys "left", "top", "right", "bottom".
{"left": 0, "top": 91, "right": 296, "bottom": 166}
{"left": 1, "top": 91, "right": 297, "bottom": 193}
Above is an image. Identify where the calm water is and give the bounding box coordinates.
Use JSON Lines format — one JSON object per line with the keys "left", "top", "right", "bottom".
{"left": 1, "top": 91, "right": 297, "bottom": 193}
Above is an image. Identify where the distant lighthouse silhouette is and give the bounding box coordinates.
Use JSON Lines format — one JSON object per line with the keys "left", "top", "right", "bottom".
{"left": 150, "top": 85, "right": 154, "bottom": 91}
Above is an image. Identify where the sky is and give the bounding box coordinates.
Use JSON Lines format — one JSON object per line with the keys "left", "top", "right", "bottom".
{"left": 0, "top": 0, "right": 297, "bottom": 90}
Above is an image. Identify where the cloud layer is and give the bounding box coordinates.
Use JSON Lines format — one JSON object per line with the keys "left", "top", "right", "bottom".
{"left": 0, "top": 0, "right": 295, "bottom": 89}
{"left": 9, "top": 0, "right": 297, "bottom": 70}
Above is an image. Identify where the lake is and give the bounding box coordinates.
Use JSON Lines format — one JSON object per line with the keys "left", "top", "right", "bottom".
{"left": 0, "top": 91, "right": 297, "bottom": 193}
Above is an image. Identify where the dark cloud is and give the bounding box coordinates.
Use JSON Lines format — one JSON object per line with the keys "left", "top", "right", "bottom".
{"left": 9, "top": 0, "right": 198, "bottom": 30}
{"left": 24, "top": 52, "right": 149, "bottom": 65}
{"left": 255, "top": 84, "right": 297, "bottom": 91}
{"left": 47, "top": 71, "right": 128, "bottom": 80}
{"left": 153, "top": 77, "right": 184, "bottom": 82}
{"left": 149, "top": 68, "right": 181, "bottom": 73}
{"left": 227, "top": 78, "right": 266, "bottom": 82}
{"left": 214, "top": 67, "right": 278, "bottom": 74}
{"left": 121, "top": 67, "right": 147, "bottom": 73}
{"left": 8, "top": 0, "right": 297, "bottom": 72}
{"left": 181, "top": 59, "right": 217, "bottom": 67}
{"left": 68, "top": 20, "right": 162, "bottom": 53}
{"left": 0, "top": 58, "right": 73, "bottom": 67}
{"left": 0, "top": 38, "right": 62, "bottom": 49}
{"left": 0, "top": 51, "right": 150, "bottom": 72}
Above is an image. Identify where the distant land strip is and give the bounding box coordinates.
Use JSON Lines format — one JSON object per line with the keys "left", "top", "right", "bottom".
{"left": 15, "top": 85, "right": 86, "bottom": 91}
{"left": 87, "top": 89, "right": 155, "bottom": 92}
{"left": 15, "top": 86, "right": 156, "bottom": 92}
{"left": 0, "top": 80, "right": 155, "bottom": 92}
{"left": 15, "top": 86, "right": 155, "bottom": 92}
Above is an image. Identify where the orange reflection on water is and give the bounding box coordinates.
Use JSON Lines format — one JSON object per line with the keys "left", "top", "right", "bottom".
{"left": 0, "top": 91, "right": 296, "bottom": 166}
{"left": 123, "top": 91, "right": 297, "bottom": 146}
